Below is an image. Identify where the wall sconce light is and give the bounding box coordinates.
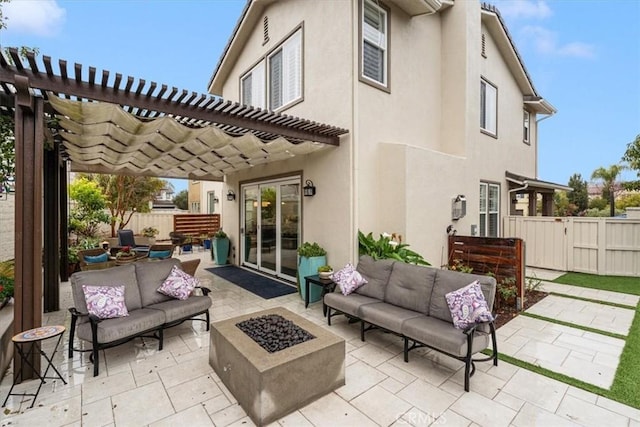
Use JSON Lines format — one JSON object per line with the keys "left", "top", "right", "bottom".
{"left": 227, "top": 190, "right": 236, "bottom": 201}
{"left": 303, "top": 180, "right": 316, "bottom": 197}
{"left": 213, "top": 196, "right": 219, "bottom": 204}
{"left": 451, "top": 195, "right": 466, "bottom": 220}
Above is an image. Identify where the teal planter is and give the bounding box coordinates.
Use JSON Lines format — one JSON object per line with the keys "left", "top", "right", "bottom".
{"left": 213, "top": 237, "right": 230, "bottom": 265}
{"left": 298, "top": 255, "right": 326, "bottom": 303}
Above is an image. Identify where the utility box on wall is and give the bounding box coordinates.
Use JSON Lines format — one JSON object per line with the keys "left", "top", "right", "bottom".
{"left": 451, "top": 195, "right": 466, "bottom": 220}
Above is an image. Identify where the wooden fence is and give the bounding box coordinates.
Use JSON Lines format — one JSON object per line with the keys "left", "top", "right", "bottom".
{"left": 173, "top": 214, "right": 220, "bottom": 237}
{"left": 448, "top": 235, "right": 525, "bottom": 310}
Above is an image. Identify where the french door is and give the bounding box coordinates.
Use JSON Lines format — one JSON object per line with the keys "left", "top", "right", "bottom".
{"left": 241, "top": 178, "right": 300, "bottom": 281}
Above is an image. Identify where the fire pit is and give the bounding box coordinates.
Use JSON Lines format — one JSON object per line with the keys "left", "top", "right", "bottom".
{"left": 209, "top": 307, "right": 345, "bottom": 426}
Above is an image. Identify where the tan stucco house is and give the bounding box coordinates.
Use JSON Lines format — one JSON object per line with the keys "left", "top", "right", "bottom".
{"left": 207, "top": 0, "right": 565, "bottom": 280}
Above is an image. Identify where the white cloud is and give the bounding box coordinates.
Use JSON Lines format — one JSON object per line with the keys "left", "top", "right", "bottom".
{"left": 522, "top": 25, "right": 596, "bottom": 59}
{"left": 4, "top": 0, "right": 66, "bottom": 37}
{"left": 495, "top": 0, "right": 552, "bottom": 20}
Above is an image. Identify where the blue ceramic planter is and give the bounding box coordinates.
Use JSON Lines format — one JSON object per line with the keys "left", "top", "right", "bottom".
{"left": 298, "top": 255, "right": 326, "bottom": 303}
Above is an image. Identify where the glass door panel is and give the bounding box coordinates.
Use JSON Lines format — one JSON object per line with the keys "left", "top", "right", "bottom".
{"left": 243, "top": 186, "right": 258, "bottom": 266}
{"left": 280, "top": 183, "right": 299, "bottom": 278}
{"left": 260, "top": 185, "right": 277, "bottom": 273}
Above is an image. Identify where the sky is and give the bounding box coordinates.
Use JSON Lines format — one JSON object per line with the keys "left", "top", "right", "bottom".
{"left": 1, "top": 0, "right": 639, "bottom": 190}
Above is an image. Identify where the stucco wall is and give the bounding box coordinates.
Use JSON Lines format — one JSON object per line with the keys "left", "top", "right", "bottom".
{"left": 0, "top": 195, "right": 15, "bottom": 261}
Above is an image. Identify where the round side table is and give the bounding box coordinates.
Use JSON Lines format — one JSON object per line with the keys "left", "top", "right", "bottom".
{"left": 2, "top": 325, "right": 67, "bottom": 408}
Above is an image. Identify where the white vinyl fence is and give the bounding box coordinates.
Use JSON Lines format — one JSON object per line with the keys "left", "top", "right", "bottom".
{"left": 96, "top": 211, "right": 181, "bottom": 241}
{"left": 0, "top": 194, "right": 15, "bottom": 261}
{"left": 504, "top": 216, "right": 640, "bottom": 276}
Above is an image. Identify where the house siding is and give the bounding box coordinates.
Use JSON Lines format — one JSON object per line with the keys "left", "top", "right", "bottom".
{"left": 211, "top": 0, "right": 547, "bottom": 269}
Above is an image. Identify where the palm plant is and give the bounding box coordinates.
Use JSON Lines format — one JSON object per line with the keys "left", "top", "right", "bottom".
{"left": 591, "top": 164, "right": 625, "bottom": 217}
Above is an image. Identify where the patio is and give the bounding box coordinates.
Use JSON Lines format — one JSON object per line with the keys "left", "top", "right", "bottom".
{"left": 1, "top": 253, "right": 639, "bottom": 426}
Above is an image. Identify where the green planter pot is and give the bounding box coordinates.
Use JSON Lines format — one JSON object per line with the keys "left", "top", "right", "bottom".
{"left": 213, "top": 237, "right": 230, "bottom": 265}
{"left": 298, "top": 255, "right": 326, "bottom": 303}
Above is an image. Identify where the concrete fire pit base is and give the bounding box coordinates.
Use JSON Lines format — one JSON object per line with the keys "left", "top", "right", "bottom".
{"left": 209, "top": 307, "right": 345, "bottom": 426}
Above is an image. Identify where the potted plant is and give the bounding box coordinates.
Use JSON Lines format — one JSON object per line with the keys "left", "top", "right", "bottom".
{"left": 212, "top": 229, "right": 230, "bottom": 265}
{"left": 142, "top": 226, "right": 159, "bottom": 245}
{"left": 116, "top": 245, "right": 137, "bottom": 264}
{"left": 297, "top": 242, "right": 327, "bottom": 303}
{"left": 318, "top": 265, "right": 333, "bottom": 280}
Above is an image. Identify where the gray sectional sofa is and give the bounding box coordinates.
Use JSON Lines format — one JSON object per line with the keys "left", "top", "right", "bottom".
{"left": 324, "top": 256, "right": 498, "bottom": 391}
{"left": 68, "top": 258, "right": 212, "bottom": 376}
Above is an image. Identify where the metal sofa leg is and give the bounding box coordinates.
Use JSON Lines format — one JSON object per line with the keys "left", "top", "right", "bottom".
{"left": 404, "top": 338, "right": 409, "bottom": 363}
{"left": 360, "top": 320, "right": 366, "bottom": 342}
{"left": 327, "top": 307, "right": 332, "bottom": 326}
{"left": 158, "top": 328, "right": 164, "bottom": 351}
{"left": 205, "top": 311, "right": 211, "bottom": 331}
{"left": 68, "top": 312, "right": 77, "bottom": 358}
{"left": 490, "top": 322, "right": 499, "bottom": 366}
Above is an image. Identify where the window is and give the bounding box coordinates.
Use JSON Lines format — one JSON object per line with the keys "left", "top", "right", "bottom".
{"left": 241, "top": 61, "right": 266, "bottom": 109}
{"left": 523, "top": 110, "right": 530, "bottom": 144}
{"left": 479, "top": 182, "right": 500, "bottom": 237}
{"left": 361, "top": 0, "right": 388, "bottom": 88}
{"left": 480, "top": 78, "right": 497, "bottom": 136}
{"left": 241, "top": 28, "right": 302, "bottom": 111}
{"left": 268, "top": 29, "right": 302, "bottom": 110}
{"left": 190, "top": 201, "right": 200, "bottom": 213}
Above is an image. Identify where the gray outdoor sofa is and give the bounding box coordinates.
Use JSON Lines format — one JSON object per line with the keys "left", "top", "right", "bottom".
{"left": 324, "top": 255, "right": 498, "bottom": 391}
{"left": 68, "top": 258, "right": 212, "bottom": 376}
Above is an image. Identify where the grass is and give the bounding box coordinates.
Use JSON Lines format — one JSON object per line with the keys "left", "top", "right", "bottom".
{"left": 522, "top": 272, "right": 640, "bottom": 409}
{"left": 553, "top": 272, "right": 640, "bottom": 296}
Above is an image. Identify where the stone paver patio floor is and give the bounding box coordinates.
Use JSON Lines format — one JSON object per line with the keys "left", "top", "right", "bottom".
{"left": 1, "top": 259, "right": 639, "bottom": 426}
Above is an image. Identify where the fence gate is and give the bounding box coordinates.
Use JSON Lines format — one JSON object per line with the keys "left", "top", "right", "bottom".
{"left": 504, "top": 217, "right": 568, "bottom": 271}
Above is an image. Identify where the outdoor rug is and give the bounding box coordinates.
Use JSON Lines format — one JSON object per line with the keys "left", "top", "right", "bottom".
{"left": 205, "top": 266, "right": 297, "bottom": 299}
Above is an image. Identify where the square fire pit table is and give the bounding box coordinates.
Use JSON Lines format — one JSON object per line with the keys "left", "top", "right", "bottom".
{"left": 209, "top": 307, "right": 345, "bottom": 426}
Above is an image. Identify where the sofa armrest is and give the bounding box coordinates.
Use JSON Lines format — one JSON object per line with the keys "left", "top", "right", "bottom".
{"left": 462, "top": 316, "right": 497, "bottom": 336}
{"left": 196, "top": 286, "right": 211, "bottom": 296}
{"left": 69, "top": 307, "right": 89, "bottom": 319}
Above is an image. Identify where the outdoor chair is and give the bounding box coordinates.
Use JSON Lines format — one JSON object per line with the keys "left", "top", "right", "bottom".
{"left": 170, "top": 231, "right": 193, "bottom": 254}
{"left": 117, "top": 229, "right": 150, "bottom": 255}
{"left": 78, "top": 248, "right": 116, "bottom": 271}
{"left": 146, "top": 244, "right": 176, "bottom": 260}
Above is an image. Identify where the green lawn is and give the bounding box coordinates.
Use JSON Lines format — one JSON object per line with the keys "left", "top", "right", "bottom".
{"left": 547, "top": 272, "right": 640, "bottom": 408}
{"left": 553, "top": 272, "right": 640, "bottom": 296}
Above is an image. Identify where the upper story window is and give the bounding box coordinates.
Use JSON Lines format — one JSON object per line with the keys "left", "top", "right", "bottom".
{"left": 480, "top": 78, "right": 497, "bottom": 136}
{"left": 523, "top": 110, "right": 530, "bottom": 144}
{"left": 240, "top": 28, "right": 302, "bottom": 111}
{"left": 242, "top": 62, "right": 266, "bottom": 109}
{"left": 360, "top": 0, "right": 389, "bottom": 90}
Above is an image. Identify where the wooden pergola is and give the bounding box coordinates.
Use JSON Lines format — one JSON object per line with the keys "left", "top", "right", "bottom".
{"left": 0, "top": 48, "right": 348, "bottom": 380}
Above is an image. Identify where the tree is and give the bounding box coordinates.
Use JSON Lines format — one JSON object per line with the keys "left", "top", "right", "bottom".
{"left": 68, "top": 178, "right": 110, "bottom": 239}
{"left": 622, "top": 134, "right": 640, "bottom": 191}
{"left": 591, "top": 164, "right": 624, "bottom": 217}
{"left": 0, "top": 115, "right": 14, "bottom": 193}
{"left": 616, "top": 193, "right": 640, "bottom": 210}
{"left": 173, "top": 190, "right": 188, "bottom": 210}
{"left": 567, "top": 173, "right": 589, "bottom": 214}
{"left": 81, "top": 174, "right": 168, "bottom": 236}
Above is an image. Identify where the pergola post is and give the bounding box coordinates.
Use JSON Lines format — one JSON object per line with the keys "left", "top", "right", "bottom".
{"left": 13, "top": 78, "right": 44, "bottom": 381}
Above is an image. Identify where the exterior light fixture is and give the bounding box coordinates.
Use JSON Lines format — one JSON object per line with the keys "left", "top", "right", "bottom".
{"left": 303, "top": 180, "right": 316, "bottom": 197}
{"left": 227, "top": 190, "right": 236, "bottom": 201}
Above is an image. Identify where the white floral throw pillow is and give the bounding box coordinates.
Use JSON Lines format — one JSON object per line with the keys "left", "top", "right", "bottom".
{"left": 157, "top": 265, "right": 200, "bottom": 300}
{"left": 445, "top": 280, "right": 494, "bottom": 329}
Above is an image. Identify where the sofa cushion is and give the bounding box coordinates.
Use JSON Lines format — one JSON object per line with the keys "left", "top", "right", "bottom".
{"left": 157, "top": 265, "right": 199, "bottom": 300}
{"left": 383, "top": 262, "right": 436, "bottom": 315}
{"left": 135, "top": 258, "right": 182, "bottom": 306}
{"left": 324, "top": 292, "right": 379, "bottom": 317}
{"left": 445, "top": 280, "right": 494, "bottom": 329}
{"left": 82, "top": 285, "right": 129, "bottom": 319}
{"left": 402, "top": 315, "right": 491, "bottom": 357}
{"left": 76, "top": 308, "right": 165, "bottom": 344}
{"left": 429, "top": 269, "right": 496, "bottom": 324}
{"left": 359, "top": 302, "right": 422, "bottom": 332}
{"left": 147, "top": 296, "right": 212, "bottom": 324}
{"left": 71, "top": 264, "right": 142, "bottom": 321}
{"left": 354, "top": 255, "right": 395, "bottom": 300}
